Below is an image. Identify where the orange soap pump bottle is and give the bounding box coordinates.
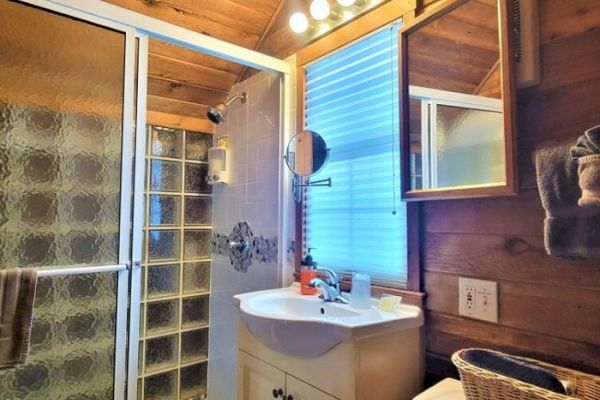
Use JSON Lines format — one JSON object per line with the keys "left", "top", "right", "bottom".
{"left": 300, "top": 248, "right": 318, "bottom": 295}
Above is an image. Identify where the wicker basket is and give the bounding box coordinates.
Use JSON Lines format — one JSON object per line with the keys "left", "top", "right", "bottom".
{"left": 452, "top": 349, "right": 600, "bottom": 400}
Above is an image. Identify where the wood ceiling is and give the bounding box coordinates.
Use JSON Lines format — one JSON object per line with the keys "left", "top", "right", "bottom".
{"left": 103, "top": 0, "right": 292, "bottom": 131}
{"left": 101, "top": 0, "right": 498, "bottom": 132}
{"left": 408, "top": 0, "right": 501, "bottom": 97}
{"left": 102, "top": 0, "right": 380, "bottom": 132}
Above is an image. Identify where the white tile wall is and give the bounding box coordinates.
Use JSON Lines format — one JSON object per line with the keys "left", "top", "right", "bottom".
{"left": 208, "top": 71, "right": 281, "bottom": 400}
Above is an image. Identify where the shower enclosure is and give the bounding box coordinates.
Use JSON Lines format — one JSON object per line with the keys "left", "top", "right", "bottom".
{"left": 0, "top": 0, "right": 292, "bottom": 399}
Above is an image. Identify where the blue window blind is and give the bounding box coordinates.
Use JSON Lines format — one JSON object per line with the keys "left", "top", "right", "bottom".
{"left": 304, "top": 23, "right": 407, "bottom": 286}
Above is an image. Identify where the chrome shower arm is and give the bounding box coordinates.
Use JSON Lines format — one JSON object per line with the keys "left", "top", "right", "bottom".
{"left": 225, "top": 92, "right": 247, "bottom": 107}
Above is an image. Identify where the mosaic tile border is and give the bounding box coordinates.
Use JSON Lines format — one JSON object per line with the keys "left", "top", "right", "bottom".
{"left": 212, "top": 221, "right": 277, "bottom": 272}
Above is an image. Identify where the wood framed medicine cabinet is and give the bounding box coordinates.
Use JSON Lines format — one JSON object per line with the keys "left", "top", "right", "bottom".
{"left": 399, "top": 0, "right": 519, "bottom": 201}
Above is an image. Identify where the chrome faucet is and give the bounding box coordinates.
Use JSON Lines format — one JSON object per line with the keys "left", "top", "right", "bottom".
{"left": 309, "top": 267, "right": 350, "bottom": 304}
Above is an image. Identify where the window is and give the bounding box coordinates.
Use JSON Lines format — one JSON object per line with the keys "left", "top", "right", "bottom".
{"left": 303, "top": 23, "right": 407, "bottom": 287}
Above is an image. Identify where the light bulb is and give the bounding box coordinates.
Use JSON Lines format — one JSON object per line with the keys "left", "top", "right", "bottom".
{"left": 310, "top": 0, "right": 331, "bottom": 21}
{"left": 289, "top": 12, "right": 309, "bottom": 33}
{"left": 337, "top": 0, "right": 356, "bottom": 6}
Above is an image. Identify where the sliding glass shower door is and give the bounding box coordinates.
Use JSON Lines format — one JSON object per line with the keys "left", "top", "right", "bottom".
{"left": 0, "top": 1, "right": 142, "bottom": 399}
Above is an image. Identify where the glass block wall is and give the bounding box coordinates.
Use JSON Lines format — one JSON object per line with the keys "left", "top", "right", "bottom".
{"left": 139, "top": 126, "right": 213, "bottom": 400}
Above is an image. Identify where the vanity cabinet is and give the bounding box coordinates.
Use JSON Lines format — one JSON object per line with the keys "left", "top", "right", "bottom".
{"left": 286, "top": 375, "right": 338, "bottom": 400}
{"left": 238, "top": 351, "right": 337, "bottom": 400}
{"left": 237, "top": 320, "right": 423, "bottom": 400}
{"left": 238, "top": 351, "right": 286, "bottom": 400}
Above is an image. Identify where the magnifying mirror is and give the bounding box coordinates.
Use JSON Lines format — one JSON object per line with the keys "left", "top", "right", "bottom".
{"left": 285, "top": 130, "right": 329, "bottom": 177}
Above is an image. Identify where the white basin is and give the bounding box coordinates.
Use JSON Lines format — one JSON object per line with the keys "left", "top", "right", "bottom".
{"left": 234, "top": 284, "right": 423, "bottom": 358}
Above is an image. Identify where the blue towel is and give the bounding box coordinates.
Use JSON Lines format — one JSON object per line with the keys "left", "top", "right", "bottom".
{"left": 463, "top": 349, "right": 566, "bottom": 395}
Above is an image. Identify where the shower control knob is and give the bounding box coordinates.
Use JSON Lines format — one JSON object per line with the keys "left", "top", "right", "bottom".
{"left": 272, "top": 388, "right": 283, "bottom": 398}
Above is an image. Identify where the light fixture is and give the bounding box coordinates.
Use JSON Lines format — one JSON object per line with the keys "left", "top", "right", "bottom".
{"left": 337, "top": 0, "right": 356, "bottom": 6}
{"left": 310, "top": 0, "right": 331, "bottom": 21}
{"left": 289, "top": 12, "right": 309, "bottom": 33}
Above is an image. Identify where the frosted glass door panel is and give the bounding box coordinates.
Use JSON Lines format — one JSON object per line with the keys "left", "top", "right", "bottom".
{"left": 0, "top": 273, "right": 118, "bottom": 400}
{"left": 435, "top": 105, "right": 505, "bottom": 188}
{"left": 0, "top": 1, "right": 130, "bottom": 400}
{"left": 0, "top": 0, "right": 125, "bottom": 269}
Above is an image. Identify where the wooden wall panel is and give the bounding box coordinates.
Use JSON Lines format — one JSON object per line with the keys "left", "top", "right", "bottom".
{"left": 421, "top": 0, "right": 600, "bottom": 382}
{"left": 426, "top": 312, "right": 600, "bottom": 375}
{"left": 424, "top": 234, "right": 600, "bottom": 289}
{"left": 538, "top": 0, "right": 600, "bottom": 43}
{"left": 425, "top": 272, "right": 600, "bottom": 344}
{"left": 423, "top": 190, "right": 543, "bottom": 235}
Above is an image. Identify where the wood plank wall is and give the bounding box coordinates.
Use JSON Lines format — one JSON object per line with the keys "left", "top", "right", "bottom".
{"left": 420, "top": 0, "right": 600, "bottom": 383}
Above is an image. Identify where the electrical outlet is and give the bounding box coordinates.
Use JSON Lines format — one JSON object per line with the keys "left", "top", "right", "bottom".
{"left": 459, "top": 277, "right": 498, "bottom": 323}
{"left": 465, "top": 285, "right": 475, "bottom": 311}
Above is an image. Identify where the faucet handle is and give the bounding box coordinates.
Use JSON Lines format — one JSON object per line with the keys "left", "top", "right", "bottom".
{"left": 316, "top": 267, "right": 340, "bottom": 285}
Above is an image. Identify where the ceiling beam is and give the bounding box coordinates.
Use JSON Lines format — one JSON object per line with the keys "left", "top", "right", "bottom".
{"left": 147, "top": 76, "right": 228, "bottom": 107}
{"left": 147, "top": 94, "right": 210, "bottom": 119}
{"left": 146, "top": 110, "right": 215, "bottom": 133}
{"left": 149, "top": 39, "right": 244, "bottom": 75}
{"left": 473, "top": 58, "right": 501, "bottom": 98}
{"left": 148, "top": 53, "right": 239, "bottom": 91}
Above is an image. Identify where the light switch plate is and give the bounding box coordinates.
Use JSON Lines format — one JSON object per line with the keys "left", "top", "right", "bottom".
{"left": 459, "top": 277, "right": 498, "bottom": 323}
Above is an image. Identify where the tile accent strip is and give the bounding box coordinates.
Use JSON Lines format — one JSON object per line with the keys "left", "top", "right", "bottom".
{"left": 212, "top": 221, "right": 277, "bottom": 272}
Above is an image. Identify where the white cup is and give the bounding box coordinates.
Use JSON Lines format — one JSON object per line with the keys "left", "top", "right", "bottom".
{"left": 350, "top": 272, "right": 371, "bottom": 309}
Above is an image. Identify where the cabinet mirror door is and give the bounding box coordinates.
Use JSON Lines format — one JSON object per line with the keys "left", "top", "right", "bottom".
{"left": 399, "top": 0, "right": 518, "bottom": 200}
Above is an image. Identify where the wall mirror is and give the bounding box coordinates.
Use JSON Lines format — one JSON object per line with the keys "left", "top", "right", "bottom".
{"left": 399, "top": 0, "right": 517, "bottom": 201}
{"left": 285, "top": 130, "right": 329, "bottom": 177}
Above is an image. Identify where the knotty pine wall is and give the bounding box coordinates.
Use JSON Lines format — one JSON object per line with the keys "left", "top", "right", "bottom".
{"left": 421, "top": 0, "right": 600, "bottom": 382}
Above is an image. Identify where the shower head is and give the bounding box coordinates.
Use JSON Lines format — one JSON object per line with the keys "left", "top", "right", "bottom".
{"left": 207, "top": 92, "right": 247, "bottom": 125}
{"left": 207, "top": 104, "right": 227, "bottom": 125}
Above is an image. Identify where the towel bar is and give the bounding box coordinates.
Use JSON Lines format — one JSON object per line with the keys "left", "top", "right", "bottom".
{"left": 37, "top": 264, "right": 128, "bottom": 278}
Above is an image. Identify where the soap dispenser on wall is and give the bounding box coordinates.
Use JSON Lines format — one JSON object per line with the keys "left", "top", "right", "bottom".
{"left": 207, "top": 134, "right": 230, "bottom": 185}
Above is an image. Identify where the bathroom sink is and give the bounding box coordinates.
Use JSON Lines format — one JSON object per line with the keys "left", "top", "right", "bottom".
{"left": 234, "top": 284, "right": 423, "bottom": 358}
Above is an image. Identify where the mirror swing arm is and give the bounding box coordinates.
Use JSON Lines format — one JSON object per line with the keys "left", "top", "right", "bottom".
{"left": 291, "top": 176, "right": 332, "bottom": 203}
{"left": 293, "top": 176, "right": 332, "bottom": 188}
